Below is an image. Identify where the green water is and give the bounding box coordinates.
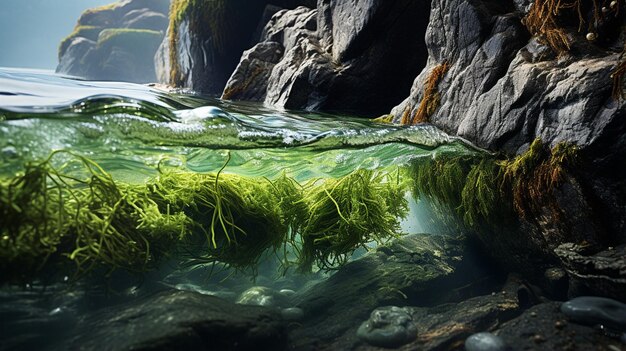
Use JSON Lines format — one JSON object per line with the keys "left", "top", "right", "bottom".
{"left": 0, "top": 68, "right": 479, "bottom": 183}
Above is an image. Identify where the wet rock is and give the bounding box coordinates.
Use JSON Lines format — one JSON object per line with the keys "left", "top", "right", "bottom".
{"left": 237, "top": 286, "right": 287, "bottom": 307}
{"left": 561, "top": 297, "right": 626, "bottom": 332}
{"left": 543, "top": 267, "right": 569, "bottom": 300}
{"left": 281, "top": 307, "right": 304, "bottom": 321}
{"left": 288, "top": 234, "right": 502, "bottom": 350}
{"left": 520, "top": 37, "right": 557, "bottom": 63}
{"left": 495, "top": 302, "right": 623, "bottom": 350}
{"left": 356, "top": 306, "right": 417, "bottom": 348}
{"left": 224, "top": 0, "right": 431, "bottom": 116}
{"left": 555, "top": 244, "right": 626, "bottom": 302}
{"left": 63, "top": 290, "right": 288, "bottom": 351}
{"left": 465, "top": 332, "right": 508, "bottom": 351}
{"left": 57, "top": 0, "right": 169, "bottom": 83}
{"left": 157, "top": 1, "right": 316, "bottom": 94}
{"left": 222, "top": 42, "right": 285, "bottom": 101}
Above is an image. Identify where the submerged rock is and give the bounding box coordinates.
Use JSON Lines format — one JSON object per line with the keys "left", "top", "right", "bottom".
{"left": 465, "top": 332, "right": 508, "bottom": 351}
{"left": 237, "top": 286, "right": 277, "bottom": 307}
{"left": 62, "top": 290, "right": 288, "bottom": 350}
{"left": 287, "top": 234, "right": 505, "bottom": 350}
{"left": 561, "top": 297, "right": 626, "bottom": 332}
{"left": 356, "top": 306, "right": 417, "bottom": 348}
{"left": 495, "top": 302, "right": 624, "bottom": 350}
{"left": 555, "top": 244, "right": 626, "bottom": 302}
{"left": 281, "top": 307, "right": 304, "bottom": 321}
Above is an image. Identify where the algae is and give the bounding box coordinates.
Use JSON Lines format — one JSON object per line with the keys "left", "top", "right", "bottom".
{"left": 407, "top": 139, "right": 579, "bottom": 232}
{"left": 58, "top": 26, "right": 103, "bottom": 60}
{"left": 0, "top": 152, "right": 410, "bottom": 282}
{"left": 522, "top": 0, "right": 619, "bottom": 55}
{"left": 401, "top": 62, "right": 450, "bottom": 125}
{"left": 297, "top": 169, "right": 408, "bottom": 271}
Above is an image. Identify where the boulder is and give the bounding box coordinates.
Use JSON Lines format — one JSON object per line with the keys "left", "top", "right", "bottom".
{"left": 286, "top": 233, "right": 500, "bottom": 350}
{"left": 57, "top": 0, "right": 170, "bottom": 83}
{"left": 222, "top": 0, "right": 431, "bottom": 116}
{"left": 62, "top": 290, "right": 288, "bottom": 351}
{"left": 495, "top": 302, "right": 624, "bottom": 350}
{"left": 388, "top": 0, "right": 626, "bottom": 289}
{"left": 157, "top": 0, "right": 316, "bottom": 94}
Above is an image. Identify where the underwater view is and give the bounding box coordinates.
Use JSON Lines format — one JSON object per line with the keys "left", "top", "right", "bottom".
{"left": 1, "top": 0, "right": 626, "bottom": 350}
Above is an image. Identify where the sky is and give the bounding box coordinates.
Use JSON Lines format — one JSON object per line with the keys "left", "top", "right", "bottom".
{"left": 0, "top": 0, "right": 114, "bottom": 70}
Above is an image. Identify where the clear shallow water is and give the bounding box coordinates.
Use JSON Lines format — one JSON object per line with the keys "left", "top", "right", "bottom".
{"left": 0, "top": 68, "right": 492, "bottom": 350}
{"left": 0, "top": 68, "right": 480, "bottom": 182}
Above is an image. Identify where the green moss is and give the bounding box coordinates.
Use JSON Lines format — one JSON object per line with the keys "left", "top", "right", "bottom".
{"left": 97, "top": 28, "right": 164, "bottom": 53}
{"left": 58, "top": 26, "right": 103, "bottom": 60}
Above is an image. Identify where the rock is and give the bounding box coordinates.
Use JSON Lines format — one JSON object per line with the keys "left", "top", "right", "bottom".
{"left": 465, "top": 332, "right": 508, "bottom": 351}
{"left": 237, "top": 286, "right": 289, "bottom": 307}
{"left": 158, "top": 0, "right": 315, "bottom": 94}
{"left": 543, "top": 267, "right": 569, "bottom": 300}
{"left": 287, "top": 234, "right": 500, "bottom": 350}
{"left": 278, "top": 289, "right": 296, "bottom": 297}
{"left": 57, "top": 0, "right": 169, "bottom": 83}
{"left": 390, "top": 0, "right": 626, "bottom": 285}
{"left": 356, "top": 306, "right": 417, "bottom": 348}
{"left": 222, "top": 42, "right": 285, "bottom": 101}
{"left": 555, "top": 244, "right": 626, "bottom": 302}
{"left": 495, "top": 302, "right": 623, "bottom": 350}
{"left": 56, "top": 38, "right": 96, "bottom": 78}
{"left": 63, "top": 290, "right": 288, "bottom": 350}
{"left": 121, "top": 9, "right": 168, "bottom": 31}
{"left": 223, "top": 0, "right": 431, "bottom": 116}
{"left": 281, "top": 307, "right": 304, "bottom": 321}
{"left": 561, "top": 297, "right": 626, "bottom": 332}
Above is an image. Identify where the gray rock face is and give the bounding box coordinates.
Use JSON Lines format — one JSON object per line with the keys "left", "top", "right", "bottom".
{"left": 157, "top": 1, "right": 315, "bottom": 94}
{"left": 388, "top": 0, "right": 626, "bottom": 287}
{"left": 62, "top": 290, "right": 288, "bottom": 350}
{"left": 222, "top": 0, "right": 431, "bottom": 116}
{"left": 57, "top": 0, "right": 169, "bottom": 83}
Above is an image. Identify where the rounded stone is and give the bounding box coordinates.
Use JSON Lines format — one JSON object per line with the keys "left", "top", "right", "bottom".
{"left": 281, "top": 307, "right": 304, "bottom": 321}
{"left": 465, "top": 332, "right": 508, "bottom": 351}
{"left": 356, "top": 306, "right": 417, "bottom": 348}
{"left": 560, "top": 296, "right": 626, "bottom": 331}
{"left": 237, "top": 286, "right": 276, "bottom": 307}
{"left": 278, "top": 289, "right": 296, "bottom": 298}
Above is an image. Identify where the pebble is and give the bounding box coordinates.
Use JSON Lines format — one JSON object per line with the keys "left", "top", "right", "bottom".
{"left": 555, "top": 320, "right": 566, "bottom": 329}
{"left": 465, "top": 332, "right": 507, "bottom": 351}
{"left": 357, "top": 306, "right": 417, "bottom": 348}
{"left": 278, "top": 289, "right": 296, "bottom": 298}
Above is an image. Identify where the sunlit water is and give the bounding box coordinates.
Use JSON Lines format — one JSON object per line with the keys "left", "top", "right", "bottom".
{"left": 0, "top": 68, "right": 488, "bottom": 349}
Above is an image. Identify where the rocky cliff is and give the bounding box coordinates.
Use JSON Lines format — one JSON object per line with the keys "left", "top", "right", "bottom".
{"left": 155, "top": 0, "right": 317, "bottom": 95}
{"left": 220, "top": 0, "right": 625, "bottom": 296}
{"left": 56, "top": 0, "right": 170, "bottom": 83}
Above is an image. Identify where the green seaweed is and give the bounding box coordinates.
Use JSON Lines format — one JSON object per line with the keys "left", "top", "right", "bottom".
{"left": 0, "top": 152, "right": 410, "bottom": 282}
{"left": 297, "top": 169, "right": 408, "bottom": 271}
{"left": 407, "top": 139, "right": 579, "bottom": 232}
